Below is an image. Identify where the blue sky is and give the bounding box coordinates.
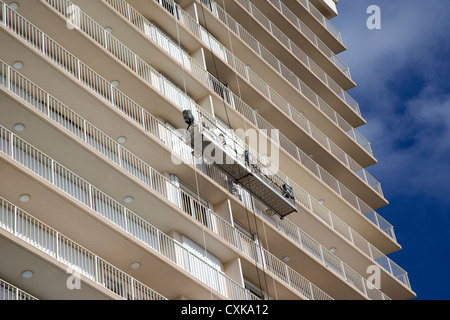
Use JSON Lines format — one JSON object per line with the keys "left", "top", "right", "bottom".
{"left": 332, "top": 0, "right": 450, "bottom": 299}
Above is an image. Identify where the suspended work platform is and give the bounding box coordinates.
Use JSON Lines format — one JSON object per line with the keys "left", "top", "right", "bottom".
{"left": 186, "top": 111, "right": 298, "bottom": 219}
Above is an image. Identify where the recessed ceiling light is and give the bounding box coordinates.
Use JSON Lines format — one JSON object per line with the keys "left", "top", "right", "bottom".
{"left": 13, "top": 123, "right": 25, "bottom": 132}
{"left": 130, "top": 262, "right": 141, "bottom": 269}
{"left": 19, "top": 194, "right": 31, "bottom": 202}
{"left": 117, "top": 136, "right": 126, "bottom": 144}
{"left": 105, "top": 27, "right": 113, "bottom": 33}
{"left": 13, "top": 61, "right": 23, "bottom": 69}
{"left": 318, "top": 199, "right": 325, "bottom": 205}
{"left": 111, "top": 80, "right": 120, "bottom": 87}
{"left": 329, "top": 247, "right": 336, "bottom": 253}
{"left": 123, "top": 196, "right": 134, "bottom": 204}
{"left": 21, "top": 270, "right": 33, "bottom": 279}
{"left": 282, "top": 256, "right": 290, "bottom": 262}
{"left": 9, "top": 2, "right": 19, "bottom": 10}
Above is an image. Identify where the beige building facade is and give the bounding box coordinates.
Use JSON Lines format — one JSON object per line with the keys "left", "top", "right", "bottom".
{"left": 0, "top": 0, "right": 415, "bottom": 301}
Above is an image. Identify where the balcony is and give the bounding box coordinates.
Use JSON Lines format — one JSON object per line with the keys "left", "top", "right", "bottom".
{"left": 0, "top": 196, "right": 167, "bottom": 300}
{"left": 243, "top": 0, "right": 345, "bottom": 90}
{"left": 0, "top": 278, "right": 38, "bottom": 300}
{"left": 0, "top": 59, "right": 413, "bottom": 298}
{"left": 227, "top": 0, "right": 354, "bottom": 89}
{"left": 279, "top": 0, "right": 345, "bottom": 53}
{"left": 307, "top": 0, "right": 338, "bottom": 19}
{"left": 202, "top": 0, "right": 354, "bottom": 98}
{"left": 195, "top": 0, "right": 365, "bottom": 129}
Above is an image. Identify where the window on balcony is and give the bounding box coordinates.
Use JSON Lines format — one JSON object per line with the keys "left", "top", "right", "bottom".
{"left": 155, "top": 0, "right": 183, "bottom": 21}
{"left": 181, "top": 235, "right": 226, "bottom": 295}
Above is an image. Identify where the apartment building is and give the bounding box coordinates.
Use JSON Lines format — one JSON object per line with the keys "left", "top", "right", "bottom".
{"left": 0, "top": 0, "right": 416, "bottom": 301}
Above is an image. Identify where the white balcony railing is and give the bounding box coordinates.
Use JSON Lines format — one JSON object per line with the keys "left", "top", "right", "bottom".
{"left": 291, "top": 0, "right": 343, "bottom": 43}
{"left": 269, "top": 0, "right": 343, "bottom": 52}
{"left": 207, "top": 0, "right": 346, "bottom": 77}
{"left": 201, "top": 0, "right": 359, "bottom": 116}
{"left": 0, "top": 197, "right": 167, "bottom": 300}
{"left": 0, "top": 3, "right": 408, "bottom": 289}
{"left": 0, "top": 57, "right": 409, "bottom": 294}
{"left": 233, "top": 0, "right": 360, "bottom": 128}
{"left": 0, "top": 278, "right": 38, "bottom": 300}
{"left": 236, "top": 0, "right": 349, "bottom": 78}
